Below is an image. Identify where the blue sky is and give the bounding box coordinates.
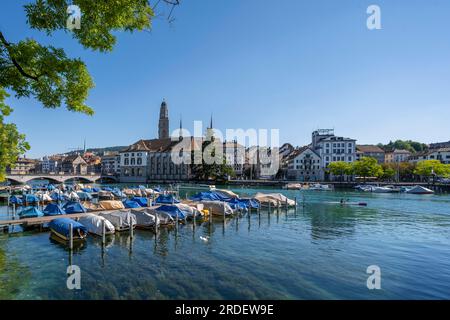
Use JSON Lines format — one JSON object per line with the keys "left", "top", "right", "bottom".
{"left": 1, "top": 0, "right": 450, "bottom": 158}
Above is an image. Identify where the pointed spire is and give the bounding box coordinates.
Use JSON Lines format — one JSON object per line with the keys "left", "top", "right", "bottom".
{"left": 179, "top": 116, "right": 183, "bottom": 140}
{"left": 83, "top": 138, "right": 86, "bottom": 153}
{"left": 210, "top": 114, "right": 213, "bottom": 129}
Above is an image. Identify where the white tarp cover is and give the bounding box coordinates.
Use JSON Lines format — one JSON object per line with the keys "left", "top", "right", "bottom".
{"left": 99, "top": 210, "right": 137, "bottom": 230}
{"left": 253, "top": 192, "right": 296, "bottom": 206}
{"left": 175, "top": 203, "right": 203, "bottom": 218}
{"left": 199, "top": 201, "right": 234, "bottom": 216}
{"left": 78, "top": 213, "right": 115, "bottom": 235}
{"left": 213, "top": 188, "right": 239, "bottom": 199}
{"left": 131, "top": 208, "right": 159, "bottom": 227}
{"left": 407, "top": 186, "right": 434, "bottom": 194}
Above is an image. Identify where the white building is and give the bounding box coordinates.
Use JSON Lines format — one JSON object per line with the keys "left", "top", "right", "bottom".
{"left": 311, "top": 129, "right": 357, "bottom": 181}
{"left": 409, "top": 148, "right": 450, "bottom": 165}
{"left": 101, "top": 151, "right": 121, "bottom": 175}
{"left": 287, "top": 146, "right": 323, "bottom": 181}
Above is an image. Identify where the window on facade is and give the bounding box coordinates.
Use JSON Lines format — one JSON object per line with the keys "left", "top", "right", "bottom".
{"left": 137, "top": 158, "right": 142, "bottom": 165}
{"left": 124, "top": 158, "right": 129, "bottom": 165}
{"left": 131, "top": 168, "right": 135, "bottom": 176}
{"left": 131, "top": 158, "right": 135, "bottom": 165}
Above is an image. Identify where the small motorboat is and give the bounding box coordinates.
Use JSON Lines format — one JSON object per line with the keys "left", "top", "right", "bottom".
{"left": 43, "top": 203, "right": 65, "bottom": 216}
{"left": 18, "top": 206, "right": 44, "bottom": 219}
{"left": 122, "top": 199, "right": 142, "bottom": 208}
{"left": 48, "top": 218, "right": 88, "bottom": 241}
{"left": 99, "top": 210, "right": 137, "bottom": 231}
{"left": 407, "top": 186, "right": 435, "bottom": 195}
{"left": 78, "top": 213, "right": 115, "bottom": 236}
{"left": 99, "top": 200, "right": 125, "bottom": 210}
{"left": 131, "top": 208, "right": 160, "bottom": 229}
{"left": 63, "top": 201, "right": 87, "bottom": 214}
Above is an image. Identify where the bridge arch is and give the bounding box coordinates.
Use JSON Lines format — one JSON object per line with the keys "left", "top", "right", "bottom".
{"left": 63, "top": 176, "right": 98, "bottom": 184}
{"left": 26, "top": 176, "right": 62, "bottom": 184}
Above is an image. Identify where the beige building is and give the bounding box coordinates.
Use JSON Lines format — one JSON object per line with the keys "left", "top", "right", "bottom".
{"left": 385, "top": 149, "right": 411, "bottom": 163}
{"left": 61, "top": 155, "right": 88, "bottom": 174}
{"left": 287, "top": 146, "right": 323, "bottom": 181}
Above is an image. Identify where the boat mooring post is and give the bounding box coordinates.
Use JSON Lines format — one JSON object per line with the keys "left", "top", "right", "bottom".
{"left": 102, "top": 219, "right": 106, "bottom": 245}
{"left": 222, "top": 202, "right": 226, "bottom": 225}
{"left": 129, "top": 215, "right": 133, "bottom": 239}
{"left": 12, "top": 203, "right": 16, "bottom": 218}
{"left": 294, "top": 196, "right": 297, "bottom": 210}
{"left": 285, "top": 198, "right": 288, "bottom": 210}
{"left": 175, "top": 212, "right": 179, "bottom": 234}
{"left": 69, "top": 223, "right": 73, "bottom": 251}
{"left": 268, "top": 202, "right": 271, "bottom": 213}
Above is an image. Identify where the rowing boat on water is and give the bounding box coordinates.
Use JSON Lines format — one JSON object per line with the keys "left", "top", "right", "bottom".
{"left": 327, "top": 201, "right": 368, "bottom": 206}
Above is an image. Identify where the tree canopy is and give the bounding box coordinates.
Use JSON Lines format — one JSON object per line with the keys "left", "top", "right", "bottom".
{"left": 0, "top": 1, "right": 178, "bottom": 181}
{"left": 352, "top": 157, "right": 383, "bottom": 181}
{"left": 414, "top": 160, "right": 450, "bottom": 178}
{"left": 377, "top": 140, "right": 428, "bottom": 154}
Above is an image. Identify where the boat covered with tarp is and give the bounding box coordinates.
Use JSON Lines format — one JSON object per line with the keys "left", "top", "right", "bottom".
{"left": 407, "top": 185, "right": 435, "bottom": 194}
{"left": 50, "top": 192, "right": 67, "bottom": 202}
{"left": 174, "top": 203, "right": 203, "bottom": 218}
{"left": 130, "top": 208, "right": 160, "bottom": 228}
{"left": 9, "top": 195, "right": 23, "bottom": 205}
{"left": 63, "top": 201, "right": 87, "bottom": 214}
{"left": 99, "top": 200, "right": 125, "bottom": 210}
{"left": 253, "top": 192, "right": 296, "bottom": 207}
{"left": 78, "top": 213, "right": 115, "bottom": 236}
{"left": 155, "top": 194, "right": 180, "bottom": 204}
{"left": 77, "top": 191, "right": 93, "bottom": 201}
{"left": 81, "top": 201, "right": 104, "bottom": 212}
{"left": 99, "top": 210, "right": 137, "bottom": 231}
{"left": 18, "top": 206, "right": 44, "bottom": 219}
{"left": 43, "top": 203, "right": 65, "bottom": 216}
{"left": 98, "top": 190, "right": 114, "bottom": 200}
{"left": 189, "top": 191, "right": 229, "bottom": 202}
{"left": 130, "top": 197, "right": 148, "bottom": 207}
{"left": 123, "top": 199, "right": 141, "bottom": 208}
{"left": 156, "top": 205, "right": 186, "bottom": 220}
{"left": 25, "top": 194, "right": 39, "bottom": 203}
{"left": 240, "top": 198, "right": 260, "bottom": 209}
{"left": 195, "top": 200, "right": 235, "bottom": 216}
{"left": 48, "top": 218, "right": 88, "bottom": 240}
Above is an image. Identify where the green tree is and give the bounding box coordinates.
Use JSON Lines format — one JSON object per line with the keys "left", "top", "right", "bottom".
{"left": 380, "top": 165, "right": 396, "bottom": 181}
{"left": 0, "top": 1, "right": 178, "bottom": 181}
{"left": 352, "top": 157, "right": 383, "bottom": 182}
{"left": 191, "top": 140, "right": 235, "bottom": 181}
{"left": 327, "top": 161, "right": 353, "bottom": 181}
{"left": 414, "top": 160, "right": 450, "bottom": 181}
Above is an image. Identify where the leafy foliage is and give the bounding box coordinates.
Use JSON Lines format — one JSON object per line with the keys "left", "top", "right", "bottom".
{"left": 0, "top": 88, "right": 30, "bottom": 181}
{"left": 414, "top": 160, "right": 450, "bottom": 178}
{"left": 0, "top": 0, "right": 158, "bottom": 181}
{"left": 191, "top": 140, "right": 235, "bottom": 181}
{"left": 352, "top": 157, "right": 383, "bottom": 181}
{"left": 327, "top": 161, "right": 353, "bottom": 180}
{"left": 377, "top": 140, "right": 428, "bottom": 153}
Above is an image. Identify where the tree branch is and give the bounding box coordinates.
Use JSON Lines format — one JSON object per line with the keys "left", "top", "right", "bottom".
{"left": 0, "top": 31, "right": 39, "bottom": 81}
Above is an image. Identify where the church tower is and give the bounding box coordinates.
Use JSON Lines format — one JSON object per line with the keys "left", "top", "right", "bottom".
{"left": 158, "top": 99, "right": 169, "bottom": 139}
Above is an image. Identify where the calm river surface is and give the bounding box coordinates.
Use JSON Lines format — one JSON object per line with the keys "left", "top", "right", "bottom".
{"left": 1, "top": 186, "right": 450, "bottom": 299}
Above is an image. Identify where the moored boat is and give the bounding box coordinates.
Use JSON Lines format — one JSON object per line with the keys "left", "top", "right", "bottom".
{"left": 48, "top": 218, "right": 88, "bottom": 241}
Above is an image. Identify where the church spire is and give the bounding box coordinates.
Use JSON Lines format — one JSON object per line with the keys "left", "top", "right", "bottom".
{"left": 158, "top": 99, "right": 169, "bottom": 139}
{"left": 179, "top": 116, "right": 183, "bottom": 140}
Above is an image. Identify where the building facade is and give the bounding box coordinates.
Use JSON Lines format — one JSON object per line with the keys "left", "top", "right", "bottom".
{"left": 287, "top": 146, "right": 323, "bottom": 181}
{"left": 356, "top": 145, "right": 385, "bottom": 163}
{"left": 311, "top": 129, "right": 357, "bottom": 181}
{"left": 385, "top": 149, "right": 412, "bottom": 163}
{"left": 101, "top": 151, "right": 121, "bottom": 175}
{"left": 6, "top": 158, "right": 38, "bottom": 175}
{"left": 408, "top": 148, "right": 450, "bottom": 164}
{"left": 61, "top": 155, "right": 88, "bottom": 174}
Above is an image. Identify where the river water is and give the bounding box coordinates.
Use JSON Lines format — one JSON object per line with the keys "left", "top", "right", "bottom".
{"left": 1, "top": 186, "right": 450, "bottom": 299}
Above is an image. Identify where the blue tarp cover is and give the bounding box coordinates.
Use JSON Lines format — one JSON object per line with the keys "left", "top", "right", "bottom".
{"left": 81, "top": 188, "right": 93, "bottom": 193}
{"left": 155, "top": 194, "right": 180, "bottom": 204}
{"left": 25, "top": 194, "right": 39, "bottom": 203}
{"left": 51, "top": 192, "right": 66, "bottom": 201}
{"left": 131, "top": 197, "right": 148, "bottom": 207}
{"left": 43, "top": 203, "right": 65, "bottom": 216}
{"left": 47, "top": 184, "right": 56, "bottom": 191}
{"left": 63, "top": 201, "right": 87, "bottom": 214}
{"left": 9, "top": 195, "right": 23, "bottom": 205}
{"left": 92, "top": 188, "right": 100, "bottom": 192}
{"left": 189, "top": 191, "right": 230, "bottom": 202}
{"left": 156, "top": 205, "right": 186, "bottom": 219}
{"left": 18, "top": 206, "right": 44, "bottom": 219}
{"left": 123, "top": 199, "right": 141, "bottom": 208}
{"left": 48, "top": 218, "right": 87, "bottom": 238}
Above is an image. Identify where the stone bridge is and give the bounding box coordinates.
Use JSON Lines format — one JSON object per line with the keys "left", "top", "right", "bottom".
{"left": 5, "top": 174, "right": 118, "bottom": 184}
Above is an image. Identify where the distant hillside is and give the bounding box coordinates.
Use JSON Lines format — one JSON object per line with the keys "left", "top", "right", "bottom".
{"left": 67, "top": 146, "right": 127, "bottom": 156}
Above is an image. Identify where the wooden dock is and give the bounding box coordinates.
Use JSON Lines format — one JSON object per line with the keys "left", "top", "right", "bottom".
{"left": 0, "top": 206, "right": 155, "bottom": 228}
